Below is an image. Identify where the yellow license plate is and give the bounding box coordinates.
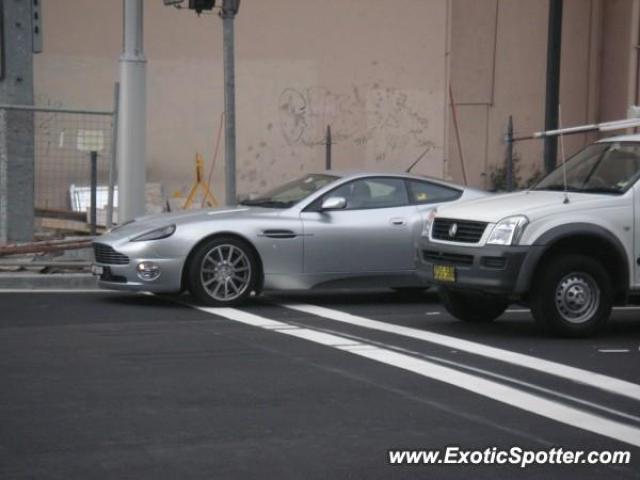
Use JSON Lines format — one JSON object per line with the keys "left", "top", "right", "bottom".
{"left": 433, "top": 265, "right": 456, "bottom": 283}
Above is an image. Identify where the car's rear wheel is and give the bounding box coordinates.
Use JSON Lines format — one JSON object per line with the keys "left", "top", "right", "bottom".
{"left": 439, "top": 288, "right": 508, "bottom": 323}
{"left": 187, "top": 237, "right": 258, "bottom": 306}
{"left": 530, "top": 254, "right": 612, "bottom": 337}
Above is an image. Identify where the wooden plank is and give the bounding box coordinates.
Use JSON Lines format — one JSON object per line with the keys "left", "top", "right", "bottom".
{"left": 35, "top": 208, "right": 86, "bottom": 221}
{"left": 0, "top": 241, "right": 92, "bottom": 256}
{"left": 35, "top": 218, "right": 105, "bottom": 234}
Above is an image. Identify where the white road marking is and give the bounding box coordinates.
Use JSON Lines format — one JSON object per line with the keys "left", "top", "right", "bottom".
{"left": 193, "top": 305, "right": 640, "bottom": 448}
{"left": 429, "top": 354, "right": 640, "bottom": 424}
{"left": 281, "top": 303, "right": 640, "bottom": 402}
{"left": 425, "top": 311, "right": 441, "bottom": 316}
{"left": 598, "top": 349, "right": 631, "bottom": 353}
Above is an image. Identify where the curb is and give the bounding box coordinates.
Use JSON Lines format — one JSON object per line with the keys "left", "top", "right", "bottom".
{"left": 0, "top": 273, "right": 98, "bottom": 290}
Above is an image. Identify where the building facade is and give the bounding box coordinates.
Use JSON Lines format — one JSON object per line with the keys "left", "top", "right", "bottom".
{"left": 28, "top": 0, "right": 640, "bottom": 202}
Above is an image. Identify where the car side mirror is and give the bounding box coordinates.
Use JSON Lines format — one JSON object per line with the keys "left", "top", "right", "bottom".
{"left": 320, "top": 196, "right": 347, "bottom": 211}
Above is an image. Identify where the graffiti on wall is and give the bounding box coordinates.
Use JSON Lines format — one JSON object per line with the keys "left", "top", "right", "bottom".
{"left": 278, "top": 84, "right": 435, "bottom": 163}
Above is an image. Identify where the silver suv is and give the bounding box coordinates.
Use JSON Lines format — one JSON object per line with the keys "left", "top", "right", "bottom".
{"left": 417, "top": 134, "right": 640, "bottom": 336}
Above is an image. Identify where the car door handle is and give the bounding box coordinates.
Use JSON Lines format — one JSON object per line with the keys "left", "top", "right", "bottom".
{"left": 390, "top": 218, "right": 407, "bottom": 226}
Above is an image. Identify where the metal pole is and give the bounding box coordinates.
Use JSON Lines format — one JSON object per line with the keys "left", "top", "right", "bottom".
{"left": 543, "top": 0, "right": 563, "bottom": 174}
{"left": 221, "top": 0, "right": 237, "bottom": 206}
{"left": 506, "top": 116, "right": 514, "bottom": 192}
{"left": 117, "top": 0, "right": 146, "bottom": 222}
{"left": 325, "top": 125, "right": 332, "bottom": 170}
{"left": 90, "top": 151, "right": 98, "bottom": 236}
{"left": 107, "top": 82, "right": 120, "bottom": 228}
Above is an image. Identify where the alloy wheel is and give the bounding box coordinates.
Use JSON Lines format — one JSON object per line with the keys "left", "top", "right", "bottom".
{"left": 200, "top": 244, "right": 252, "bottom": 302}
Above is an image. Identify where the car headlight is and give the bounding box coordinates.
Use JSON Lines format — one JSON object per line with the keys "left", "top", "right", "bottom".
{"left": 422, "top": 208, "right": 438, "bottom": 237}
{"left": 130, "top": 224, "right": 176, "bottom": 242}
{"left": 486, "top": 215, "right": 528, "bottom": 246}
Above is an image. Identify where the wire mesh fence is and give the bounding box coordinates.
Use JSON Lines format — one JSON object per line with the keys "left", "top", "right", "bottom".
{"left": 0, "top": 104, "right": 117, "bottom": 240}
{"left": 34, "top": 109, "right": 114, "bottom": 212}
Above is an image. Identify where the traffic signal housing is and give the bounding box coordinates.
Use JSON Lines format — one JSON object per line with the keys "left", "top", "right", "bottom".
{"left": 188, "top": 0, "right": 216, "bottom": 14}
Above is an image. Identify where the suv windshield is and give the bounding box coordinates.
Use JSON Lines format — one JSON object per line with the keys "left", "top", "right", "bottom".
{"left": 534, "top": 142, "right": 640, "bottom": 194}
{"left": 240, "top": 174, "right": 338, "bottom": 208}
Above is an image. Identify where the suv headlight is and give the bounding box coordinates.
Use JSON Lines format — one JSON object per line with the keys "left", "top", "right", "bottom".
{"left": 486, "top": 215, "right": 528, "bottom": 246}
{"left": 422, "top": 208, "right": 438, "bottom": 237}
{"left": 131, "top": 224, "right": 176, "bottom": 242}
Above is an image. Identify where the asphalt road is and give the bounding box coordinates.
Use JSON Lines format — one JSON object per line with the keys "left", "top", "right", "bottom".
{"left": 1, "top": 290, "right": 639, "bottom": 479}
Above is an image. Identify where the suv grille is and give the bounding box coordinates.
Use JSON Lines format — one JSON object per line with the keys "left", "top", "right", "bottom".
{"left": 93, "top": 243, "right": 130, "bottom": 265}
{"left": 432, "top": 218, "right": 488, "bottom": 243}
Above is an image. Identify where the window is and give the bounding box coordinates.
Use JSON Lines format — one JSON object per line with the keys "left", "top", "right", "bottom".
{"left": 241, "top": 174, "right": 337, "bottom": 208}
{"left": 406, "top": 180, "right": 462, "bottom": 204}
{"left": 328, "top": 177, "right": 409, "bottom": 210}
{"left": 534, "top": 142, "right": 640, "bottom": 194}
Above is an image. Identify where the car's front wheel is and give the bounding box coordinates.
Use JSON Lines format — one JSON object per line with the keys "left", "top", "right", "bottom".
{"left": 439, "top": 288, "right": 508, "bottom": 323}
{"left": 187, "top": 237, "right": 258, "bottom": 306}
{"left": 530, "top": 254, "right": 612, "bottom": 337}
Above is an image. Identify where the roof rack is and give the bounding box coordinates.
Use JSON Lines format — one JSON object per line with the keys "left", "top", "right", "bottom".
{"left": 513, "top": 106, "right": 640, "bottom": 141}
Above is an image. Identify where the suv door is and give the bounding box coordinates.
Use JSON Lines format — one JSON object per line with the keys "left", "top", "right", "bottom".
{"left": 300, "top": 177, "right": 420, "bottom": 273}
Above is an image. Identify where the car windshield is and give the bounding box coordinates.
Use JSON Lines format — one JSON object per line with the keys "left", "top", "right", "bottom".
{"left": 240, "top": 174, "right": 338, "bottom": 208}
{"left": 534, "top": 142, "right": 640, "bottom": 194}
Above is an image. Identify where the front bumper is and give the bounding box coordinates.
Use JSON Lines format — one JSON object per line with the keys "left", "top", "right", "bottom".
{"left": 93, "top": 243, "right": 185, "bottom": 293}
{"left": 416, "top": 237, "right": 540, "bottom": 296}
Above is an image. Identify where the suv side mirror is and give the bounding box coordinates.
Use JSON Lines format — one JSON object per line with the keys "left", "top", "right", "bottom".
{"left": 320, "top": 196, "right": 347, "bottom": 211}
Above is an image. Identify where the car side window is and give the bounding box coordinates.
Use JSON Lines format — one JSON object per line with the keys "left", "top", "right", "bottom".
{"left": 329, "top": 178, "right": 410, "bottom": 210}
{"left": 406, "top": 180, "right": 462, "bottom": 205}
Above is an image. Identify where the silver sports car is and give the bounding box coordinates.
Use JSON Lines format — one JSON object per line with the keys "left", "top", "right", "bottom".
{"left": 92, "top": 172, "right": 486, "bottom": 305}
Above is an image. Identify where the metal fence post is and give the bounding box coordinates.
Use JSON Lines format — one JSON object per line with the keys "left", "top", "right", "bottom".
{"left": 325, "top": 125, "right": 332, "bottom": 170}
{"left": 90, "top": 151, "right": 98, "bottom": 236}
{"left": 506, "top": 115, "right": 514, "bottom": 192}
{"left": 107, "top": 82, "right": 120, "bottom": 228}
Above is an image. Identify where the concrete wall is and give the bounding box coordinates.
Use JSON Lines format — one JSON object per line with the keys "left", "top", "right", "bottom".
{"left": 599, "top": 0, "right": 640, "bottom": 122}
{"left": 447, "top": 0, "right": 610, "bottom": 190}
{"left": 448, "top": 0, "right": 640, "bottom": 190}
{"left": 34, "top": 0, "right": 449, "bottom": 204}
{"left": 29, "top": 0, "right": 640, "bottom": 203}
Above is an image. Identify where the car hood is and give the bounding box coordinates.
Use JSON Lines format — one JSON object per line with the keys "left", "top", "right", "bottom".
{"left": 434, "top": 190, "right": 627, "bottom": 223}
{"left": 97, "top": 206, "right": 283, "bottom": 241}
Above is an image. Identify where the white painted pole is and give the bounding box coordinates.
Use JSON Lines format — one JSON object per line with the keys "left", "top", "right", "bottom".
{"left": 117, "top": 0, "right": 147, "bottom": 222}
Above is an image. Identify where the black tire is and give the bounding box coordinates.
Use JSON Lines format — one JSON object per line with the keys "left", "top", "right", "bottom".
{"left": 530, "top": 254, "right": 612, "bottom": 337}
{"left": 186, "top": 236, "right": 259, "bottom": 306}
{"left": 439, "top": 288, "right": 508, "bottom": 323}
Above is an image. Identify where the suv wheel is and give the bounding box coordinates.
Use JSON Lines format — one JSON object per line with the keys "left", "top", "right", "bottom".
{"left": 530, "top": 254, "right": 612, "bottom": 337}
{"left": 187, "top": 237, "right": 258, "bottom": 306}
{"left": 439, "top": 289, "right": 508, "bottom": 323}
